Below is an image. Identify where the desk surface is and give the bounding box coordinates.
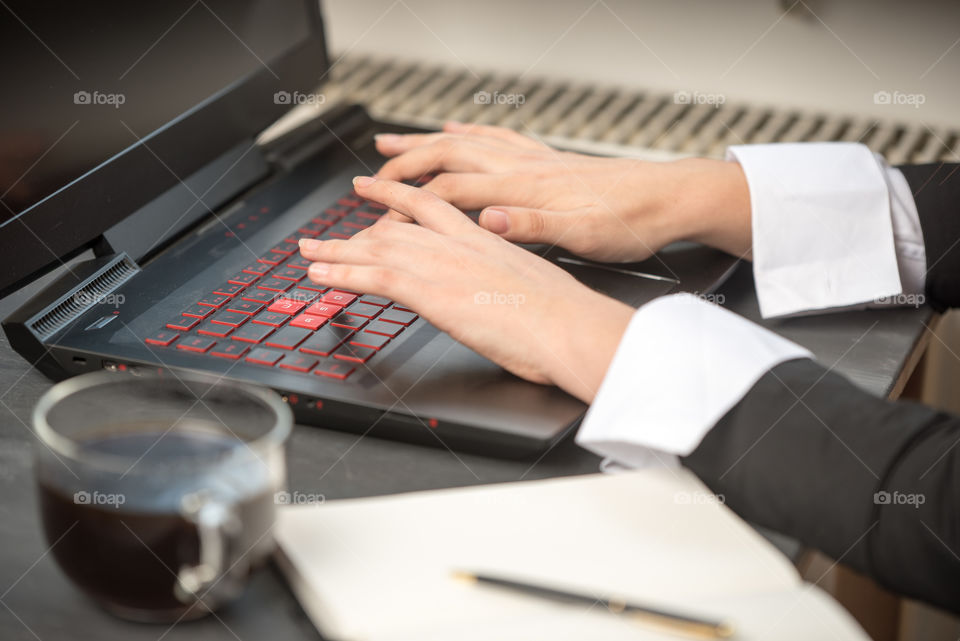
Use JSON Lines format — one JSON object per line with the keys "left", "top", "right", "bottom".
{"left": 0, "top": 261, "right": 934, "bottom": 641}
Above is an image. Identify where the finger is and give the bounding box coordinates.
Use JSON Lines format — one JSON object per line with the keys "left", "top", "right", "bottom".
{"left": 375, "top": 130, "right": 531, "bottom": 158}
{"left": 304, "top": 260, "right": 416, "bottom": 303}
{"left": 478, "top": 206, "right": 571, "bottom": 245}
{"left": 443, "top": 121, "right": 549, "bottom": 150}
{"left": 422, "top": 173, "right": 536, "bottom": 211}
{"left": 375, "top": 139, "right": 512, "bottom": 181}
{"left": 352, "top": 176, "right": 475, "bottom": 235}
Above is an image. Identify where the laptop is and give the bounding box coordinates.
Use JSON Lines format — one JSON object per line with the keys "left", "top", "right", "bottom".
{"left": 0, "top": 0, "right": 737, "bottom": 458}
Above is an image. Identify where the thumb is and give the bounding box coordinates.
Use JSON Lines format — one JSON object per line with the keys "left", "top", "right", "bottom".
{"left": 479, "top": 206, "right": 566, "bottom": 244}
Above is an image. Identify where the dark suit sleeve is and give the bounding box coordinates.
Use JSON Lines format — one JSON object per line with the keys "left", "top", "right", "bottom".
{"left": 897, "top": 163, "right": 960, "bottom": 311}
{"left": 683, "top": 163, "right": 960, "bottom": 613}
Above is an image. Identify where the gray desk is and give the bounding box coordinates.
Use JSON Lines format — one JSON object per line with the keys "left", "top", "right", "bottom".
{"left": 0, "top": 261, "right": 934, "bottom": 641}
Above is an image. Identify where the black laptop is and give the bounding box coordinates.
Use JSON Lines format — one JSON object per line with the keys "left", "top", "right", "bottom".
{"left": 0, "top": 0, "right": 737, "bottom": 458}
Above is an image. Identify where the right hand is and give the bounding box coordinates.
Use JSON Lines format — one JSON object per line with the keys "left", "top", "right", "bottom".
{"left": 374, "top": 121, "right": 753, "bottom": 262}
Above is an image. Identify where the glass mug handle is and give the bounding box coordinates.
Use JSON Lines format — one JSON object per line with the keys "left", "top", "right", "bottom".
{"left": 175, "top": 491, "right": 245, "bottom": 608}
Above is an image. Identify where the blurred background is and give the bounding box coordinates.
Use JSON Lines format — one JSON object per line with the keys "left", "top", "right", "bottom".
{"left": 274, "top": 1, "right": 960, "bottom": 639}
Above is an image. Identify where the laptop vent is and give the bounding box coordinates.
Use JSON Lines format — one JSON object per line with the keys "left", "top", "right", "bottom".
{"left": 30, "top": 256, "right": 139, "bottom": 341}
{"left": 321, "top": 54, "right": 959, "bottom": 164}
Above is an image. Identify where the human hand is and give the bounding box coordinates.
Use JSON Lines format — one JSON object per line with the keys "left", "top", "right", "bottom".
{"left": 374, "top": 121, "right": 753, "bottom": 261}
{"left": 298, "top": 176, "right": 634, "bottom": 403}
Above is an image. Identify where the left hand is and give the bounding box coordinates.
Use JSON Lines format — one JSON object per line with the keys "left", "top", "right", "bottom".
{"left": 298, "top": 176, "right": 634, "bottom": 403}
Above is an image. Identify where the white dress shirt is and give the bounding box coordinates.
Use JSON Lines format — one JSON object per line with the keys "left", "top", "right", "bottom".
{"left": 577, "top": 143, "right": 927, "bottom": 468}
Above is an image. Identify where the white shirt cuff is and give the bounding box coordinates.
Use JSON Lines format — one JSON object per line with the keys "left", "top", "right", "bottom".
{"left": 727, "top": 143, "right": 913, "bottom": 318}
{"left": 576, "top": 294, "right": 812, "bottom": 469}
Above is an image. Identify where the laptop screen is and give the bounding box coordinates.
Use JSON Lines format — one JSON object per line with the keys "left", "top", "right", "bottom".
{"left": 0, "top": 0, "right": 324, "bottom": 297}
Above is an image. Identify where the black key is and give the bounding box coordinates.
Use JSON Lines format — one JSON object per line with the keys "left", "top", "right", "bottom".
{"left": 270, "top": 242, "right": 299, "bottom": 255}
{"left": 264, "top": 327, "right": 312, "bottom": 350}
{"left": 227, "top": 272, "right": 260, "bottom": 286}
{"left": 329, "top": 312, "right": 367, "bottom": 330}
{"left": 288, "top": 288, "right": 320, "bottom": 303}
{"left": 333, "top": 343, "right": 376, "bottom": 363}
{"left": 273, "top": 267, "right": 306, "bottom": 282}
{"left": 210, "top": 343, "right": 249, "bottom": 360}
{"left": 297, "top": 222, "right": 328, "bottom": 236}
{"left": 209, "top": 311, "right": 249, "bottom": 327}
{"left": 341, "top": 213, "right": 371, "bottom": 229}
{"left": 177, "top": 336, "right": 216, "bottom": 353}
{"left": 241, "top": 289, "right": 276, "bottom": 304}
{"left": 197, "top": 321, "right": 233, "bottom": 338}
{"left": 245, "top": 347, "right": 284, "bottom": 366}
{"left": 182, "top": 304, "right": 214, "bottom": 319}
{"left": 242, "top": 262, "right": 272, "bottom": 275}
{"left": 212, "top": 282, "right": 245, "bottom": 297}
{"left": 257, "top": 278, "right": 294, "bottom": 292}
{"left": 145, "top": 330, "right": 179, "bottom": 346}
{"left": 299, "top": 325, "right": 353, "bottom": 356}
{"left": 197, "top": 294, "right": 230, "bottom": 308}
{"left": 251, "top": 311, "right": 289, "bottom": 327}
{"left": 350, "top": 332, "right": 390, "bottom": 350}
{"left": 231, "top": 323, "right": 275, "bottom": 344}
{"left": 226, "top": 300, "right": 265, "bottom": 315}
{"left": 257, "top": 252, "right": 287, "bottom": 266}
{"left": 345, "top": 302, "right": 383, "bottom": 319}
{"left": 166, "top": 316, "right": 199, "bottom": 331}
{"left": 277, "top": 354, "right": 318, "bottom": 372}
{"left": 314, "top": 360, "right": 355, "bottom": 380}
{"left": 364, "top": 320, "right": 405, "bottom": 338}
{"left": 325, "top": 222, "right": 357, "bottom": 239}
{"left": 379, "top": 308, "right": 418, "bottom": 326}
{"left": 358, "top": 294, "right": 391, "bottom": 307}
{"left": 284, "top": 256, "right": 312, "bottom": 270}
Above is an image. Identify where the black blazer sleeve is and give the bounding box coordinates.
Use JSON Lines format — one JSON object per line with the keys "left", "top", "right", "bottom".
{"left": 683, "top": 163, "right": 960, "bottom": 614}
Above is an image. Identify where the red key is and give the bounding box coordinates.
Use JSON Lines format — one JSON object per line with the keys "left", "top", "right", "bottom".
{"left": 166, "top": 316, "right": 199, "bottom": 331}
{"left": 210, "top": 343, "right": 249, "bottom": 360}
{"left": 245, "top": 348, "right": 284, "bottom": 366}
{"left": 177, "top": 336, "right": 216, "bottom": 353}
{"left": 333, "top": 343, "right": 375, "bottom": 363}
{"left": 145, "top": 330, "right": 179, "bottom": 346}
{"left": 267, "top": 298, "right": 307, "bottom": 315}
{"left": 320, "top": 290, "right": 357, "bottom": 306}
{"left": 278, "top": 354, "right": 318, "bottom": 373}
{"left": 290, "top": 313, "right": 327, "bottom": 330}
{"left": 350, "top": 332, "right": 390, "bottom": 350}
{"left": 304, "top": 301, "right": 342, "bottom": 317}
{"left": 313, "top": 360, "right": 355, "bottom": 380}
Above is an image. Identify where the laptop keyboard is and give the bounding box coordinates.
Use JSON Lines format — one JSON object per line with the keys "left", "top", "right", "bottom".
{"left": 143, "top": 188, "right": 420, "bottom": 381}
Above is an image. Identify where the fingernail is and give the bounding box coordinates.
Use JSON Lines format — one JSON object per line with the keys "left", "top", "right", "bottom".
{"left": 481, "top": 208, "right": 509, "bottom": 234}
{"left": 299, "top": 238, "right": 321, "bottom": 252}
{"left": 353, "top": 176, "right": 376, "bottom": 188}
{"left": 374, "top": 133, "right": 402, "bottom": 144}
{"left": 308, "top": 262, "right": 330, "bottom": 279}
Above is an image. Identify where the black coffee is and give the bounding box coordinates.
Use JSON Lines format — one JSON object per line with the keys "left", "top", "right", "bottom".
{"left": 38, "top": 429, "right": 276, "bottom": 616}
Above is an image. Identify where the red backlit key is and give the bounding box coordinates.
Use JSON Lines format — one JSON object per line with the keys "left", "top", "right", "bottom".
{"left": 257, "top": 252, "right": 287, "bottom": 266}
{"left": 355, "top": 209, "right": 382, "bottom": 221}
{"left": 227, "top": 300, "right": 265, "bottom": 315}
{"left": 251, "top": 311, "right": 289, "bottom": 327}
{"left": 289, "top": 313, "right": 327, "bottom": 330}
{"left": 182, "top": 304, "right": 214, "bottom": 319}
{"left": 284, "top": 256, "right": 312, "bottom": 270}
{"left": 299, "top": 325, "right": 353, "bottom": 356}
{"left": 358, "top": 294, "right": 391, "bottom": 307}
{"left": 330, "top": 312, "right": 367, "bottom": 330}
{"left": 333, "top": 343, "right": 376, "bottom": 363}
{"left": 209, "top": 311, "right": 249, "bottom": 327}
{"left": 166, "top": 316, "right": 199, "bottom": 331}
{"left": 298, "top": 222, "right": 327, "bottom": 236}
{"left": 278, "top": 354, "right": 318, "bottom": 373}
{"left": 313, "top": 360, "right": 355, "bottom": 380}
{"left": 210, "top": 343, "right": 249, "bottom": 360}
{"left": 257, "top": 278, "right": 294, "bottom": 292}
{"left": 231, "top": 323, "right": 275, "bottom": 343}
{"left": 320, "top": 290, "right": 357, "bottom": 307}
{"left": 177, "top": 336, "right": 216, "bottom": 353}
{"left": 245, "top": 348, "right": 284, "bottom": 366}
{"left": 242, "top": 262, "right": 272, "bottom": 275}
{"left": 270, "top": 242, "right": 299, "bottom": 255}
{"left": 227, "top": 272, "right": 260, "bottom": 286}
{"left": 350, "top": 332, "right": 390, "bottom": 350}
{"left": 379, "top": 308, "right": 418, "bottom": 326}
{"left": 345, "top": 302, "right": 382, "bottom": 319}
{"left": 267, "top": 298, "right": 307, "bottom": 315}
{"left": 212, "top": 282, "right": 245, "bottom": 297}
{"left": 304, "top": 301, "right": 342, "bottom": 317}
{"left": 273, "top": 267, "right": 306, "bottom": 282}
{"left": 363, "top": 320, "right": 405, "bottom": 338}
{"left": 264, "top": 327, "right": 312, "bottom": 350}
{"left": 197, "top": 322, "right": 233, "bottom": 338}
{"left": 197, "top": 295, "right": 230, "bottom": 308}
{"left": 241, "top": 289, "right": 276, "bottom": 304}
{"left": 145, "top": 330, "right": 179, "bottom": 346}
{"left": 338, "top": 197, "right": 362, "bottom": 208}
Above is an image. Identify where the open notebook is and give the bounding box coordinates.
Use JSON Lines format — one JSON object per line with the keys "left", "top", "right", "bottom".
{"left": 275, "top": 468, "right": 869, "bottom": 641}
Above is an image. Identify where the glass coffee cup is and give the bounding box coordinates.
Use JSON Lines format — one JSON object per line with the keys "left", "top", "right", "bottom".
{"left": 32, "top": 371, "right": 292, "bottom": 622}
